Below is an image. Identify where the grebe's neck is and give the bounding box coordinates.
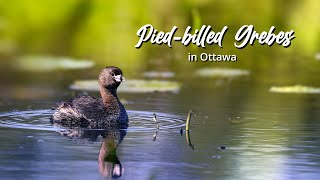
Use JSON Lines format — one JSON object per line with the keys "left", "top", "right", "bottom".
{"left": 100, "top": 86, "right": 118, "bottom": 107}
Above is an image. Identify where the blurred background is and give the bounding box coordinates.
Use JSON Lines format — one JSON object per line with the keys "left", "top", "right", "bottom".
{"left": 0, "top": 1, "right": 320, "bottom": 179}
{"left": 0, "top": 0, "right": 319, "bottom": 109}
{"left": 0, "top": 0, "right": 319, "bottom": 95}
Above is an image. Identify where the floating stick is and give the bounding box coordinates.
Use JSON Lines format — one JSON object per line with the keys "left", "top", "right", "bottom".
{"left": 185, "top": 110, "right": 195, "bottom": 150}
{"left": 153, "top": 113, "right": 159, "bottom": 130}
{"left": 186, "top": 129, "right": 194, "bottom": 150}
{"left": 186, "top": 110, "right": 193, "bottom": 131}
{"left": 152, "top": 113, "right": 159, "bottom": 141}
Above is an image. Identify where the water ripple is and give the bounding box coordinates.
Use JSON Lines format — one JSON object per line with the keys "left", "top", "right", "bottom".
{"left": 0, "top": 109, "right": 185, "bottom": 132}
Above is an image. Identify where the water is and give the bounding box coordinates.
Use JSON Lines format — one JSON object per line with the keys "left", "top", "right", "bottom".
{"left": 0, "top": 107, "right": 189, "bottom": 180}
{"left": 1, "top": 78, "right": 320, "bottom": 180}
{"left": 0, "top": 1, "right": 319, "bottom": 179}
{"left": 0, "top": 110, "right": 185, "bottom": 132}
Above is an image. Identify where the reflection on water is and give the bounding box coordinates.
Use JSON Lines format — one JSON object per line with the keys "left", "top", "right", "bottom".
{"left": 50, "top": 106, "right": 129, "bottom": 178}
{"left": 0, "top": 1, "right": 319, "bottom": 179}
{"left": 0, "top": 108, "right": 187, "bottom": 179}
{"left": 1, "top": 82, "right": 320, "bottom": 179}
{"left": 56, "top": 127, "right": 127, "bottom": 178}
{"left": 99, "top": 137, "right": 124, "bottom": 178}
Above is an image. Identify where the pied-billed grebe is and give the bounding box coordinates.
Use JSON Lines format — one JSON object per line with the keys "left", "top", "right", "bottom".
{"left": 50, "top": 66, "right": 128, "bottom": 128}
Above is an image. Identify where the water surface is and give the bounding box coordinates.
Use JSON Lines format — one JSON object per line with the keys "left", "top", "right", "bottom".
{"left": 1, "top": 77, "right": 320, "bottom": 180}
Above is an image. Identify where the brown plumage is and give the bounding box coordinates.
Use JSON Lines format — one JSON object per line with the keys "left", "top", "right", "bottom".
{"left": 50, "top": 66, "right": 128, "bottom": 129}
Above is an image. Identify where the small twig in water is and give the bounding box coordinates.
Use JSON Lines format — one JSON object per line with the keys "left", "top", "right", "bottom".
{"left": 153, "top": 113, "right": 159, "bottom": 130}
{"left": 185, "top": 110, "right": 195, "bottom": 150}
{"left": 186, "top": 110, "right": 193, "bottom": 131}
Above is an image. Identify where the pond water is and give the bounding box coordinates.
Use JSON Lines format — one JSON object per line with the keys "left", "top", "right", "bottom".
{"left": 0, "top": 70, "right": 320, "bottom": 180}
{"left": 0, "top": 1, "right": 319, "bottom": 179}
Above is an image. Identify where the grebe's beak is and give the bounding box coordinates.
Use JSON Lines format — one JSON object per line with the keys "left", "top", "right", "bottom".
{"left": 114, "top": 75, "right": 125, "bottom": 82}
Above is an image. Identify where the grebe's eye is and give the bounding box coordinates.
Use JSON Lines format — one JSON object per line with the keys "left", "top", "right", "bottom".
{"left": 111, "top": 72, "right": 115, "bottom": 76}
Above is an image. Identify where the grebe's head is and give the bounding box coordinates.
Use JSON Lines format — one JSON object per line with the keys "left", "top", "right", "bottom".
{"left": 99, "top": 66, "right": 125, "bottom": 89}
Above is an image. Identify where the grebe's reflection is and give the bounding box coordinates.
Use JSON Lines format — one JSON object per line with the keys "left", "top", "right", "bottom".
{"left": 98, "top": 129, "right": 125, "bottom": 178}
{"left": 54, "top": 125, "right": 127, "bottom": 178}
